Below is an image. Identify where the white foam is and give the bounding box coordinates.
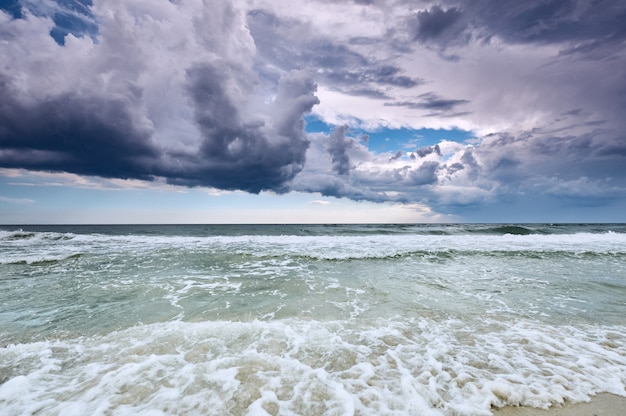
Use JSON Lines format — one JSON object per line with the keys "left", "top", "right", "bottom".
{"left": 1, "top": 318, "right": 625, "bottom": 415}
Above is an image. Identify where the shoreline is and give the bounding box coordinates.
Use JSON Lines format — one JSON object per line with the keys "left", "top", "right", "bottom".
{"left": 494, "top": 393, "right": 626, "bottom": 416}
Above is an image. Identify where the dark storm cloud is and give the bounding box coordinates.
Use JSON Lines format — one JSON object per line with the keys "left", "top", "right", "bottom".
{"left": 175, "top": 64, "right": 319, "bottom": 193}
{"left": 327, "top": 126, "right": 353, "bottom": 176}
{"left": 324, "top": 65, "right": 423, "bottom": 89}
{"left": 408, "top": 161, "right": 440, "bottom": 185}
{"left": 247, "top": 9, "right": 422, "bottom": 96}
{"left": 342, "top": 88, "right": 391, "bottom": 100}
{"left": 412, "top": 4, "right": 467, "bottom": 48}
{"left": 348, "top": 36, "right": 380, "bottom": 46}
{"left": 324, "top": 65, "right": 423, "bottom": 99}
{"left": 294, "top": 172, "right": 386, "bottom": 201}
{"left": 415, "top": 5, "right": 462, "bottom": 40}
{"left": 389, "top": 150, "right": 403, "bottom": 161}
{"left": 446, "top": 162, "right": 464, "bottom": 175}
{"left": 385, "top": 92, "right": 469, "bottom": 115}
{"left": 459, "top": 149, "right": 480, "bottom": 180}
{"left": 415, "top": 0, "right": 626, "bottom": 56}
{"left": 0, "top": 2, "right": 322, "bottom": 195}
{"left": 471, "top": 0, "right": 626, "bottom": 46}
{"left": 595, "top": 138, "right": 626, "bottom": 157}
{"left": 414, "top": 144, "right": 442, "bottom": 158}
{"left": 247, "top": 9, "right": 367, "bottom": 70}
{"left": 0, "top": 63, "right": 319, "bottom": 194}
{"left": 469, "top": 129, "right": 626, "bottom": 199}
{"left": 0, "top": 75, "right": 158, "bottom": 180}
{"left": 311, "top": 41, "right": 369, "bottom": 69}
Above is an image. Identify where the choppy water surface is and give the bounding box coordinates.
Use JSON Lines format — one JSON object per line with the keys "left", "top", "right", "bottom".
{"left": 1, "top": 224, "right": 625, "bottom": 415}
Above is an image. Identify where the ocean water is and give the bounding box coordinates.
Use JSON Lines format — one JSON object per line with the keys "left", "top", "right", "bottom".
{"left": 0, "top": 223, "right": 625, "bottom": 415}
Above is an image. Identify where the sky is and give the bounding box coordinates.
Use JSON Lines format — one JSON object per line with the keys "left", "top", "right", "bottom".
{"left": 0, "top": 0, "right": 625, "bottom": 224}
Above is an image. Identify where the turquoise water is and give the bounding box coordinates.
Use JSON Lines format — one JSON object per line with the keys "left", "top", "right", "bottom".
{"left": 1, "top": 224, "right": 625, "bottom": 415}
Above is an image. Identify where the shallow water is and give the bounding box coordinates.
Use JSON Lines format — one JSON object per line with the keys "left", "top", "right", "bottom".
{"left": 1, "top": 224, "right": 625, "bottom": 415}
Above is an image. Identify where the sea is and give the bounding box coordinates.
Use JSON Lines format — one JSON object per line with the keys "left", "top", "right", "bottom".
{"left": 0, "top": 223, "right": 625, "bottom": 415}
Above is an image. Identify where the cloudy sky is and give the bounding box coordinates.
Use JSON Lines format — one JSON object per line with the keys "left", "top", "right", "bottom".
{"left": 1, "top": 0, "right": 625, "bottom": 224}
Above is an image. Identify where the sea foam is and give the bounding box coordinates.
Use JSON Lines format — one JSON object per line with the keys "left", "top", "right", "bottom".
{"left": 1, "top": 318, "right": 625, "bottom": 415}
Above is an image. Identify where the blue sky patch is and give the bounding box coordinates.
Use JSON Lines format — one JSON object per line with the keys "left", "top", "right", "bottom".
{"left": 1, "top": 0, "right": 97, "bottom": 45}
{"left": 0, "top": 0, "right": 23, "bottom": 18}
{"left": 304, "top": 115, "right": 473, "bottom": 153}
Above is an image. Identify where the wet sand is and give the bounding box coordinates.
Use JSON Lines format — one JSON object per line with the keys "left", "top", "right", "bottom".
{"left": 494, "top": 393, "right": 626, "bottom": 416}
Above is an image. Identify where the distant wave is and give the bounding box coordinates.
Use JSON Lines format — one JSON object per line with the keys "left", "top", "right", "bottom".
{"left": 0, "top": 230, "right": 75, "bottom": 242}
{"left": 247, "top": 247, "right": 626, "bottom": 263}
{"left": 0, "top": 253, "right": 83, "bottom": 265}
{"left": 0, "top": 230, "right": 37, "bottom": 240}
{"left": 2, "top": 224, "right": 626, "bottom": 239}
{"left": 472, "top": 225, "right": 535, "bottom": 235}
